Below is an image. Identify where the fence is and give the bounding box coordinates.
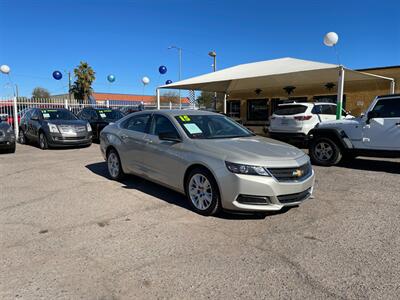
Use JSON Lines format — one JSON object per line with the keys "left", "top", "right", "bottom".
{"left": 0, "top": 97, "right": 196, "bottom": 138}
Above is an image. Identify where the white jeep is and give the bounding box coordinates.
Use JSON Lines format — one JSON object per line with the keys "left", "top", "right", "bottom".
{"left": 308, "top": 94, "right": 400, "bottom": 166}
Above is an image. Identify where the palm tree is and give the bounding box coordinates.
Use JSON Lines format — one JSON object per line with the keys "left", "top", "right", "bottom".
{"left": 70, "top": 61, "right": 96, "bottom": 102}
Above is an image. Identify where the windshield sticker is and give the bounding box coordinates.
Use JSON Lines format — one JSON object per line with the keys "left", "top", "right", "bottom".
{"left": 183, "top": 123, "right": 202, "bottom": 134}
{"left": 41, "top": 109, "right": 57, "bottom": 112}
{"left": 42, "top": 113, "right": 50, "bottom": 119}
{"left": 99, "top": 113, "right": 107, "bottom": 118}
{"left": 179, "top": 115, "right": 191, "bottom": 122}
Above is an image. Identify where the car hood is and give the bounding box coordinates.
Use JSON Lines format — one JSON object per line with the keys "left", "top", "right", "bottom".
{"left": 192, "top": 136, "right": 308, "bottom": 167}
{"left": 318, "top": 117, "right": 361, "bottom": 128}
{"left": 44, "top": 119, "right": 88, "bottom": 126}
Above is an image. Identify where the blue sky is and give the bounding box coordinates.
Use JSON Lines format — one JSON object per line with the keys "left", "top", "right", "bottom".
{"left": 1, "top": 0, "right": 399, "bottom": 98}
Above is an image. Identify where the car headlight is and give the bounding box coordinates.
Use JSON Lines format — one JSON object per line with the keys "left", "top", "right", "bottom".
{"left": 87, "top": 123, "right": 92, "bottom": 132}
{"left": 225, "top": 161, "right": 271, "bottom": 176}
{"left": 48, "top": 123, "right": 59, "bottom": 133}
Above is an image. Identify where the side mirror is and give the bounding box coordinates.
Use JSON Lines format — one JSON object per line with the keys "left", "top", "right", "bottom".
{"left": 366, "top": 111, "right": 379, "bottom": 124}
{"left": 158, "top": 131, "right": 181, "bottom": 142}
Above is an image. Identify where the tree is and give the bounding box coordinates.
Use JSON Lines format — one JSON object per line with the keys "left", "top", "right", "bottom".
{"left": 161, "top": 91, "right": 180, "bottom": 104}
{"left": 32, "top": 87, "right": 50, "bottom": 99}
{"left": 70, "top": 61, "right": 96, "bottom": 102}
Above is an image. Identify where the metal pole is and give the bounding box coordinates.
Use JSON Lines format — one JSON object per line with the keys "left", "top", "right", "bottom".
{"left": 156, "top": 89, "right": 161, "bottom": 110}
{"left": 223, "top": 93, "right": 227, "bottom": 114}
{"left": 15, "top": 84, "right": 19, "bottom": 99}
{"left": 13, "top": 96, "right": 19, "bottom": 138}
{"left": 336, "top": 66, "right": 345, "bottom": 120}
{"left": 390, "top": 80, "right": 396, "bottom": 94}
{"left": 179, "top": 48, "right": 182, "bottom": 109}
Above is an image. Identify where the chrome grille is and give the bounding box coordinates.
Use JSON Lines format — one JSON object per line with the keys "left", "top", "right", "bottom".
{"left": 58, "top": 125, "right": 86, "bottom": 133}
{"left": 268, "top": 162, "right": 312, "bottom": 182}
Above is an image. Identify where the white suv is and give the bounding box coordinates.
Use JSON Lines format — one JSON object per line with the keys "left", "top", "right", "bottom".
{"left": 308, "top": 94, "right": 400, "bottom": 166}
{"left": 268, "top": 102, "right": 352, "bottom": 142}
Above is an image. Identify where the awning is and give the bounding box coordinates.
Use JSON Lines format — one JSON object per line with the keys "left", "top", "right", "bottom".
{"left": 158, "top": 57, "right": 394, "bottom": 93}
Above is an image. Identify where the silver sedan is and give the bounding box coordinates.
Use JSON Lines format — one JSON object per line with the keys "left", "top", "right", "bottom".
{"left": 100, "top": 110, "right": 315, "bottom": 216}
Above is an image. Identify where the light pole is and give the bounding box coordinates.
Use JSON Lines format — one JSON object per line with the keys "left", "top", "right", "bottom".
{"left": 208, "top": 50, "right": 217, "bottom": 110}
{"left": 168, "top": 46, "right": 182, "bottom": 109}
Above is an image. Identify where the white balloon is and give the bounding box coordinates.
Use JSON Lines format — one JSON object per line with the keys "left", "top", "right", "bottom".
{"left": 0, "top": 64, "right": 10, "bottom": 74}
{"left": 323, "top": 32, "right": 339, "bottom": 47}
{"left": 142, "top": 76, "right": 150, "bottom": 85}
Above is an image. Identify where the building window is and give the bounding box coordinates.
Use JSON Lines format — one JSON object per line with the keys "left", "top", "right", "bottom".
{"left": 247, "top": 99, "right": 268, "bottom": 121}
{"left": 227, "top": 100, "right": 241, "bottom": 118}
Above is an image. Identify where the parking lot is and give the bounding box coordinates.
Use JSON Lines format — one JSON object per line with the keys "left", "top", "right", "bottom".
{"left": 1, "top": 144, "right": 400, "bottom": 299}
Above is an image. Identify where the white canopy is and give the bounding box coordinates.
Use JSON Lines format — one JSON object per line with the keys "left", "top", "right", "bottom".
{"left": 159, "top": 57, "right": 393, "bottom": 93}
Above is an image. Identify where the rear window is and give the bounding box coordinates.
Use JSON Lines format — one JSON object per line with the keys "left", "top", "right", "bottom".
{"left": 274, "top": 105, "right": 307, "bottom": 116}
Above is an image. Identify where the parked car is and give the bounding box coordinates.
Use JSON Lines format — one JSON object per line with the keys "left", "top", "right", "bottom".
{"left": 120, "top": 106, "right": 141, "bottom": 116}
{"left": 19, "top": 108, "right": 92, "bottom": 149}
{"left": 0, "top": 115, "right": 16, "bottom": 153}
{"left": 100, "top": 110, "right": 315, "bottom": 216}
{"left": 76, "top": 107, "right": 124, "bottom": 140}
{"left": 308, "top": 94, "right": 400, "bottom": 166}
{"left": 268, "top": 102, "right": 353, "bottom": 142}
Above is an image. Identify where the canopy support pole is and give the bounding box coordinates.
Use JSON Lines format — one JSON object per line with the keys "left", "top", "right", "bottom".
{"left": 156, "top": 88, "right": 160, "bottom": 110}
{"left": 336, "top": 66, "right": 345, "bottom": 120}
{"left": 390, "top": 80, "right": 396, "bottom": 94}
{"left": 223, "top": 93, "right": 227, "bottom": 114}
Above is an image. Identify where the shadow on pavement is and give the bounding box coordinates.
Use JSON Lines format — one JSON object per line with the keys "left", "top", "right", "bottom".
{"left": 85, "top": 162, "right": 293, "bottom": 220}
{"left": 339, "top": 157, "right": 400, "bottom": 174}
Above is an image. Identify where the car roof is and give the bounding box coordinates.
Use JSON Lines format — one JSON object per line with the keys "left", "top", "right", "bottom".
{"left": 278, "top": 102, "right": 335, "bottom": 107}
{"left": 136, "top": 109, "right": 221, "bottom": 117}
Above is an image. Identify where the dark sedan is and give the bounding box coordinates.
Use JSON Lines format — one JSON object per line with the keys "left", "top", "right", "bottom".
{"left": 19, "top": 108, "right": 92, "bottom": 149}
{"left": 0, "top": 115, "right": 16, "bottom": 153}
{"left": 76, "top": 107, "right": 124, "bottom": 140}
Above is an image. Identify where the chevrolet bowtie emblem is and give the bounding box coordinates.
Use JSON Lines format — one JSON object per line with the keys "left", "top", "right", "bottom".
{"left": 292, "top": 169, "right": 303, "bottom": 177}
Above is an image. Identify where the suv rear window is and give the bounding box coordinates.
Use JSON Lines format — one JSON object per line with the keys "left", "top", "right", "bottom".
{"left": 274, "top": 105, "right": 307, "bottom": 116}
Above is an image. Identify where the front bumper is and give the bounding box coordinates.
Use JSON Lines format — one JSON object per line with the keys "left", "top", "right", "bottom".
{"left": 0, "top": 132, "right": 15, "bottom": 149}
{"left": 47, "top": 132, "right": 93, "bottom": 147}
{"left": 216, "top": 168, "right": 315, "bottom": 212}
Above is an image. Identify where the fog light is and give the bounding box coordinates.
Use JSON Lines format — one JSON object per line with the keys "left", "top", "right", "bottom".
{"left": 237, "top": 195, "right": 271, "bottom": 205}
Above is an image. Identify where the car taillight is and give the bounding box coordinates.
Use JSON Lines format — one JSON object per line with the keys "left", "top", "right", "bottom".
{"left": 294, "top": 115, "right": 312, "bottom": 121}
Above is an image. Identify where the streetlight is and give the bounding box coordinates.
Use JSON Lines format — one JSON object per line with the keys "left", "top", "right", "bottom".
{"left": 168, "top": 45, "right": 183, "bottom": 109}
{"left": 208, "top": 50, "right": 217, "bottom": 110}
{"left": 0, "top": 64, "right": 19, "bottom": 135}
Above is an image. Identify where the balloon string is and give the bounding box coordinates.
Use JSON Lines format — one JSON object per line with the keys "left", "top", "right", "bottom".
{"left": 333, "top": 44, "right": 341, "bottom": 66}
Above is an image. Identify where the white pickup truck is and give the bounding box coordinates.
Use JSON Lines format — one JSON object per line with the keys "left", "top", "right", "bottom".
{"left": 308, "top": 94, "right": 400, "bottom": 166}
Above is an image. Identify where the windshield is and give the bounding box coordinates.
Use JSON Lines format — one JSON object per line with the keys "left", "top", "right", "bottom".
{"left": 175, "top": 114, "right": 254, "bottom": 139}
{"left": 41, "top": 109, "right": 77, "bottom": 120}
{"left": 96, "top": 109, "right": 124, "bottom": 121}
{"left": 274, "top": 105, "right": 307, "bottom": 116}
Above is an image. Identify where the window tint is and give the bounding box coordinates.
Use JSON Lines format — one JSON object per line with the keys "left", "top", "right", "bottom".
{"left": 318, "top": 105, "right": 336, "bottom": 115}
{"left": 372, "top": 98, "right": 400, "bottom": 118}
{"left": 121, "top": 114, "right": 150, "bottom": 132}
{"left": 274, "top": 105, "right": 307, "bottom": 116}
{"left": 31, "top": 109, "right": 40, "bottom": 120}
{"left": 151, "top": 115, "right": 178, "bottom": 136}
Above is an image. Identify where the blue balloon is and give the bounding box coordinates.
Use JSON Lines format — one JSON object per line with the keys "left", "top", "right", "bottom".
{"left": 159, "top": 65, "right": 167, "bottom": 74}
{"left": 165, "top": 80, "right": 173, "bottom": 85}
{"left": 107, "top": 74, "right": 116, "bottom": 83}
{"left": 52, "top": 71, "right": 62, "bottom": 80}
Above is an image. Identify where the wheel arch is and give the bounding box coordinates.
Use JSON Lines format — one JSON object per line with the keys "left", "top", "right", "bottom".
{"left": 308, "top": 128, "right": 351, "bottom": 151}
{"left": 183, "top": 163, "right": 221, "bottom": 197}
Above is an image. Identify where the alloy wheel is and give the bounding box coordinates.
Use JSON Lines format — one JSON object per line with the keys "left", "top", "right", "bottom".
{"left": 188, "top": 174, "right": 213, "bottom": 211}
{"left": 315, "top": 141, "right": 334, "bottom": 161}
{"left": 107, "top": 152, "right": 120, "bottom": 178}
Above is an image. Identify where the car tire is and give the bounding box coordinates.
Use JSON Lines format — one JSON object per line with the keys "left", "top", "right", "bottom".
{"left": 186, "top": 168, "right": 221, "bottom": 216}
{"left": 39, "top": 132, "right": 48, "bottom": 150}
{"left": 7, "top": 143, "right": 16, "bottom": 153}
{"left": 309, "top": 137, "right": 342, "bottom": 166}
{"left": 107, "top": 149, "right": 124, "bottom": 180}
{"left": 18, "top": 128, "right": 27, "bottom": 144}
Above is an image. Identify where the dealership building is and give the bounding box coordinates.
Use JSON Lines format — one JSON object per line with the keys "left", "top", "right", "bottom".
{"left": 158, "top": 57, "right": 399, "bottom": 133}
